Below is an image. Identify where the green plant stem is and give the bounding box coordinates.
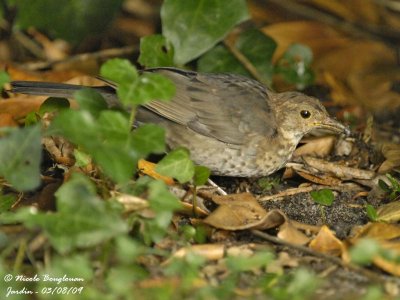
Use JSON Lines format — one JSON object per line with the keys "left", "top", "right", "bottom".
{"left": 320, "top": 205, "right": 326, "bottom": 224}
{"left": 128, "top": 105, "right": 137, "bottom": 132}
{"left": 13, "top": 238, "right": 27, "bottom": 273}
{"left": 192, "top": 186, "right": 197, "bottom": 218}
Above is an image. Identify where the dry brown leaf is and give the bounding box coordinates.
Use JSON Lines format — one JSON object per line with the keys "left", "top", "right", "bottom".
{"left": 349, "top": 222, "right": 400, "bottom": 242}
{"left": 0, "top": 96, "right": 47, "bottom": 121}
{"left": 378, "top": 143, "right": 400, "bottom": 173}
{"left": 294, "top": 136, "right": 336, "bottom": 158}
{"left": 349, "top": 222, "right": 400, "bottom": 276}
{"left": 376, "top": 201, "right": 400, "bottom": 223}
{"left": 180, "top": 202, "right": 209, "bottom": 217}
{"left": 0, "top": 113, "right": 19, "bottom": 127}
{"left": 204, "top": 193, "right": 288, "bottom": 230}
{"left": 138, "top": 159, "right": 175, "bottom": 185}
{"left": 261, "top": 21, "right": 349, "bottom": 63}
{"left": 278, "top": 221, "right": 310, "bottom": 245}
{"left": 309, "top": 225, "right": 344, "bottom": 256}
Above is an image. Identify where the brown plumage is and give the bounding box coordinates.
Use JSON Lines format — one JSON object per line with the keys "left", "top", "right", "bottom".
{"left": 11, "top": 67, "right": 348, "bottom": 177}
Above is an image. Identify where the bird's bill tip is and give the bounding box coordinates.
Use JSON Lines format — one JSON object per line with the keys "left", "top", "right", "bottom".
{"left": 316, "top": 117, "right": 350, "bottom": 135}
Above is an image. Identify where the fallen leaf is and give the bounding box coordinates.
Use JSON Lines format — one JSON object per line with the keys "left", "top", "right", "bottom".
{"left": 309, "top": 225, "right": 344, "bottom": 256}
{"left": 203, "top": 193, "right": 286, "bottom": 230}
{"left": 278, "top": 221, "right": 310, "bottom": 245}
{"left": 138, "top": 159, "right": 175, "bottom": 185}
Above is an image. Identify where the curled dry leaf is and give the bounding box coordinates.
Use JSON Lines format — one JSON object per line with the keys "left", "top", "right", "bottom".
{"left": 278, "top": 221, "right": 310, "bottom": 245}
{"left": 203, "top": 193, "right": 284, "bottom": 230}
{"left": 348, "top": 222, "right": 400, "bottom": 276}
{"left": 376, "top": 201, "right": 400, "bottom": 223}
{"left": 309, "top": 225, "right": 344, "bottom": 257}
{"left": 303, "top": 156, "right": 375, "bottom": 180}
{"left": 378, "top": 143, "right": 400, "bottom": 174}
{"left": 204, "top": 193, "right": 309, "bottom": 244}
{"left": 0, "top": 113, "right": 19, "bottom": 127}
{"left": 138, "top": 159, "right": 175, "bottom": 185}
{"left": 261, "top": 21, "right": 349, "bottom": 63}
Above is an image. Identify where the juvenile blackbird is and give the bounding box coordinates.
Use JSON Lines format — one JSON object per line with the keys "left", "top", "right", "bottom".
{"left": 11, "top": 68, "right": 348, "bottom": 177}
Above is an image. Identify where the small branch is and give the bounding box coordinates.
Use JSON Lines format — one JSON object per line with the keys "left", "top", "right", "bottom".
{"left": 251, "top": 229, "right": 397, "bottom": 285}
{"left": 19, "top": 45, "right": 138, "bottom": 71}
{"left": 223, "top": 39, "right": 265, "bottom": 83}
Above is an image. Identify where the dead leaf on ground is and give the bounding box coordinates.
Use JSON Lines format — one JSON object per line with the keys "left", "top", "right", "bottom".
{"left": 309, "top": 225, "right": 345, "bottom": 257}
{"left": 203, "top": 193, "right": 283, "bottom": 230}
{"left": 138, "top": 159, "right": 175, "bottom": 185}
{"left": 204, "top": 193, "right": 309, "bottom": 244}
{"left": 378, "top": 143, "right": 400, "bottom": 174}
{"left": 348, "top": 222, "right": 400, "bottom": 276}
{"left": 278, "top": 221, "right": 310, "bottom": 245}
{"left": 376, "top": 201, "right": 400, "bottom": 223}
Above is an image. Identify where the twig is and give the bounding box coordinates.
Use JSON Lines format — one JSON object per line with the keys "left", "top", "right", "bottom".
{"left": 251, "top": 229, "right": 398, "bottom": 285}
{"left": 265, "top": 0, "right": 400, "bottom": 44}
{"left": 207, "top": 178, "right": 227, "bottom": 195}
{"left": 20, "top": 45, "right": 138, "bottom": 71}
{"left": 223, "top": 39, "right": 265, "bottom": 83}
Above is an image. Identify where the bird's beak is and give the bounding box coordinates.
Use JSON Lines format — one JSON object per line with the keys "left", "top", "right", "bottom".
{"left": 315, "top": 117, "right": 350, "bottom": 136}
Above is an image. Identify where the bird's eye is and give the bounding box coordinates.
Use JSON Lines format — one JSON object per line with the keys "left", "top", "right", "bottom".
{"left": 300, "top": 110, "right": 311, "bottom": 119}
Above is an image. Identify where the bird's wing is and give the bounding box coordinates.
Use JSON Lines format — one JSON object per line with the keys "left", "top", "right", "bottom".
{"left": 143, "top": 68, "right": 277, "bottom": 145}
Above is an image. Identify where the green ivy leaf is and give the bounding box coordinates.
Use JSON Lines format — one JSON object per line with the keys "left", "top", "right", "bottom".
{"left": 0, "top": 194, "right": 16, "bottom": 213}
{"left": 276, "top": 43, "right": 315, "bottom": 89}
{"left": 14, "top": 0, "right": 123, "bottom": 44}
{"left": 198, "top": 29, "right": 277, "bottom": 85}
{"left": 197, "top": 45, "right": 249, "bottom": 76}
{"left": 131, "top": 73, "right": 176, "bottom": 105}
{"left": 0, "top": 125, "right": 42, "bottom": 191}
{"left": 100, "top": 59, "right": 175, "bottom": 106}
{"left": 74, "top": 88, "right": 108, "bottom": 117}
{"left": 156, "top": 148, "right": 194, "bottom": 183}
{"left": 226, "top": 252, "right": 274, "bottom": 272}
{"left": 131, "top": 124, "right": 166, "bottom": 156}
{"left": 4, "top": 173, "right": 128, "bottom": 254}
{"left": 366, "top": 204, "right": 378, "bottom": 222}
{"left": 50, "top": 110, "right": 138, "bottom": 183}
{"left": 0, "top": 71, "right": 10, "bottom": 88}
{"left": 100, "top": 58, "right": 138, "bottom": 85}
{"left": 39, "top": 97, "right": 70, "bottom": 116}
{"left": 193, "top": 166, "right": 211, "bottom": 186}
{"left": 310, "top": 189, "right": 334, "bottom": 206}
{"left": 161, "top": 0, "right": 249, "bottom": 65}
{"left": 236, "top": 29, "right": 277, "bottom": 85}
{"left": 139, "top": 35, "right": 175, "bottom": 68}
{"left": 350, "top": 238, "right": 381, "bottom": 265}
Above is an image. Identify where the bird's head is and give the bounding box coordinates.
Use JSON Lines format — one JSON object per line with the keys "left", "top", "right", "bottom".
{"left": 272, "top": 92, "right": 349, "bottom": 141}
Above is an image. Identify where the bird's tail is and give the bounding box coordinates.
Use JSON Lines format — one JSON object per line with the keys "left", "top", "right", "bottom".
{"left": 10, "top": 81, "right": 119, "bottom": 107}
